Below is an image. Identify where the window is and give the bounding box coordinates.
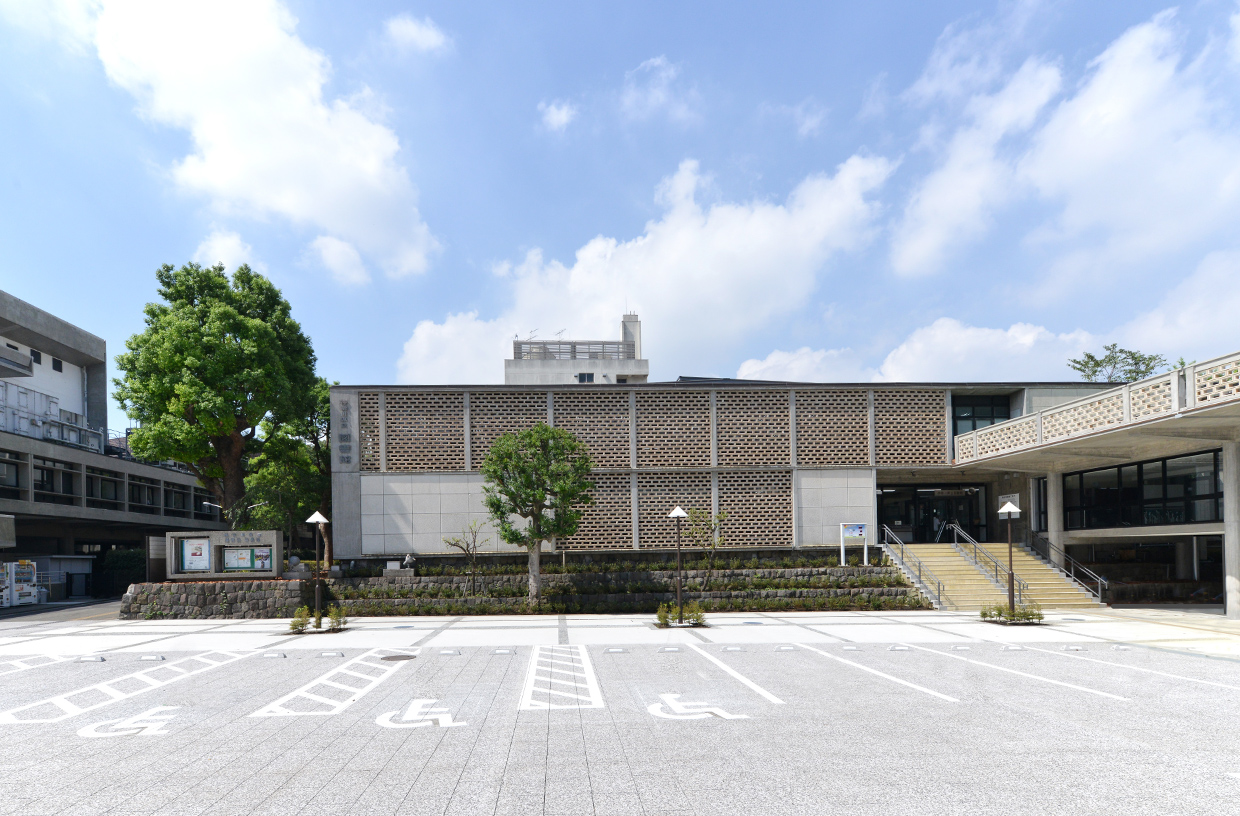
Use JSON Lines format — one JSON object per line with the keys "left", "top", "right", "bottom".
{"left": 616, "top": 377, "right": 627, "bottom": 384}
{"left": 5, "top": 343, "right": 16, "bottom": 351}
{"left": 577, "top": 373, "right": 594, "bottom": 383}
{"left": 52, "top": 358, "right": 62, "bottom": 372}
{"left": 1062, "top": 450, "right": 1222, "bottom": 530}
{"left": 32, "top": 456, "right": 76, "bottom": 505}
{"left": 952, "top": 395, "right": 1011, "bottom": 437}
{"left": 128, "top": 475, "right": 161, "bottom": 514}
{"left": 29, "top": 350, "right": 41, "bottom": 364}
{"left": 85, "top": 466, "right": 123, "bottom": 510}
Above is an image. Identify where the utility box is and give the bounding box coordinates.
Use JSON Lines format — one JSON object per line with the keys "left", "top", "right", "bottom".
{"left": 164, "top": 530, "right": 282, "bottom": 582}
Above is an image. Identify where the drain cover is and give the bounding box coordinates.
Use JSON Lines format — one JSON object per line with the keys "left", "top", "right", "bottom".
{"left": 78, "top": 656, "right": 105, "bottom": 662}
{"left": 776, "top": 646, "right": 796, "bottom": 651}
{"left": 722, "top": 646, "right": 743, "bottom": 652}
{"left": 1062, "top": 645, "right": 1085, "bottom": 651}
{"left": 380, "top": 654, "right": 416, "bottom": 662}
{"left": 262, "top": 653, "right": 285, "bottom": 659}
{"left": 658, "top": 647, "right": 681, "bottom": 653}
{"left": 320, "top": 652, "right": 344, "bottom": 658}
{"left": 604, "top": 648, "right": 627, "bottom": 654}
{"left": 139, "top": 655, "right": 164, "bottom": 662}
{"left": 842, "top": 645, "right": 860, "bottom": 651}
{"left": 1001, "top": 645, "right": 1024, "bottom": 651}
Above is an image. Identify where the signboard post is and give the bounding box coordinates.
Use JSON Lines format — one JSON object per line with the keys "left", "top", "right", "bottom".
{"left": 840, "top": 523, "right": 867, "bottom": 565}
{"left": 998, "top": 499, "right": 1021, "bottom": 614}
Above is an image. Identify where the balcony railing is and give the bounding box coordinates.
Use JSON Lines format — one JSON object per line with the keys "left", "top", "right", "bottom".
{"left": 513, "top": 341, "right": 636, "bottom": 361}
{"left": 954, "top": 349, "right": 1240, "bottom": 464}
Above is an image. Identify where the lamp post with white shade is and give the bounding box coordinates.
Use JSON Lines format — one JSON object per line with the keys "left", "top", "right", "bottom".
{"left": 306, "top": 511, "right": 330, "bottom": 629}
{"left": 668, "top": 506, "right": 688, "bottom": 624}
{"left": 999, "top": 501, "right": 1021, "bottom": 616}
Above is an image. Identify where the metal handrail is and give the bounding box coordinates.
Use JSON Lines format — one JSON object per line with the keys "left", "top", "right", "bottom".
{"left": 879, "top": 525, "right": 946, "bottom": 608}
{"left": 1030, "top": 533, "right": 1108, "bottom": 603}
{"left": 947, "top": 523, "right": 1027, "bottom": 604}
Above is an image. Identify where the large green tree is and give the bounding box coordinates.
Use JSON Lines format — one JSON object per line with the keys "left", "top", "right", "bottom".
{"left": 244, "top": 377, "right": 333, "bottom": 561}
{"left": 479, "top": 423, "right": 594, "bottom": 603}
{"left": 1068, "top": 344, "right": 1167, "bottom": 382}
{"left": 114, "top": 263, "right": 317, "bottom": 520}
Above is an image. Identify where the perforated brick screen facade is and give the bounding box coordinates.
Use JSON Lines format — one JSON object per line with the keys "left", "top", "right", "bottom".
{"left": 384, "top": 392, "right": 465, "bottom": 471}
{"left": 795, "top": 390, "right": 869, "bottom": 466}
{"left": 717, "top": 391, "right": 789, "bottom": 466}
{"left": 560, "top": 472, "right": 632, "bottom": 550}
{"left": 720, "top": 470, "right": 793, "bottom": 548}
{"left": 553, "top": 391, "right": 630, "bottom": 468}
{"left": 468, "top": 392, "right": 548, "bottom": 467}
{"left": 636, "top": 471, "right": 711, "bottom": 548}
{"left": 635, "top": 392, "right": 710, "bottom": 468}
{"left": 358, "top": 392, "right": 381, "bottom": 472}
{"left": 874, "top": 390, "right": 947, "bottom": 466}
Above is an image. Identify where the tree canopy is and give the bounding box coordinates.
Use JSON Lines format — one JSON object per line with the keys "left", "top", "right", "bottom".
{"left": 113, "top": 263, "right": 317, "bottom": 517}
{"left": 1068, "top": 344, "right": 1167, "bottom": 382}
{"left": 479, "top": 423, "right": 593, "bottom": 602}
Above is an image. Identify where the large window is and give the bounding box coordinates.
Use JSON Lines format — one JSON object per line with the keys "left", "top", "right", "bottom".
{"left": 1063, "top": 450, "right": 1222, "bottom": 530}
{"left": 32, "top": 456, "right": 76, "bottom": 505}
{"left": 953, "top": 395, "right": 1011, "bottom": 437}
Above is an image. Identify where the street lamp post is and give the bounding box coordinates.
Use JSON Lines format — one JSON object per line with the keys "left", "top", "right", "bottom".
{"left": 306, "top": 511, "right": 330, "bottom": 629}
{"left": 668, "top": 506, "right": 688, "bottom": 624}
{"left": 999, "top": 501, "right": 1021, "bottom": 616}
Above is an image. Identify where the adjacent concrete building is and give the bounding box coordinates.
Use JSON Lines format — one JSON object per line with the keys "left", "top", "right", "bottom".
{"left": 0, "top": 290, "right": 222, "bottom": 596}
{"left": 504, "top": 314, "right": 649, "bottom": 385}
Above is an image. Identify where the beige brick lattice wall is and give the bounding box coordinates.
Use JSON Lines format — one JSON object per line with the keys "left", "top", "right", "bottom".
{"left": 552, "top": 391, "right": 630, "bottom": 468}
{"left": 716, "top": 391, "right": 789, "bottom": 466}
{"left": 1130, "top": 378, "right": 1173, "bottom": 419}
{"left": 975, "top": 416, "right": 1037, "bottom": 457}
{"left": 469, "top": 392, "right": 548, "bottom": 467}
{"left": 635, "top": 392, "right": 710, "bottom": 468}
{"left": 1196, "top": 360, "right": 1240, "bottom": 406}
{"left": 384, "top": 392, "right": 465, "bottom": 471}
{"left": 795, "top": 391, "right": 869, "bottom": 466}
{"left": 720, "top": 470, "right": 793, "bottom": 548}
{"left": 1042, "top": 393, "right": 1124, "bottom": 441}
{"left": 636, "top": 471, "right": 711, "bottom": 548}
{"left": 358, "top": 392, "right": 381, "bottom": 472}
{"left": 954, "top": 433, "right": 975, "bottom": 463}
{"left": 874, "top": 391, "right": 946, "bottom": 466}
{"left": 560, "top": 473, "right": 632, "bottom": 550}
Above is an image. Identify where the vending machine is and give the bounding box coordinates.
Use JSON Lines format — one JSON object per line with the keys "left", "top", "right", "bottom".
{"left": 0, "top": 562, "right": 37, "bottom": 606}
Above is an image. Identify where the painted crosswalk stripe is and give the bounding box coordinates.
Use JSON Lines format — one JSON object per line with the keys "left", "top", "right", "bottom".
{"left": 520, "top": 645, "right": 603, "bottom": 710}
{"left": 0, "top": 650, "right": 253, "bottom": 724}
{"left": 249, "top": 648, "right": 420, "bottom": 717}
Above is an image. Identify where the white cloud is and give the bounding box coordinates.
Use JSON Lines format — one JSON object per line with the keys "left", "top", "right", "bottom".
{"left": 1117, "top": 251, "right": 1240, "bottom": 363}
{"left": 620, "top": 56, "right": 698, "bottom": 123}
{"left": 904, "top": 1, "right": 1038, "bottom": 105}
{"left": 891, "top": 58, "right": 1060, "bottom": 276}
{"left": 383, "top": 13, "right": 448, "bottom": 52}
{"left": 538, "top": 99, "right": 577, "bottom": 132}
{"left": 873, "top": 318, "right": 1093, "bottom": 382}
{"left": 192, "top": 228, "right": 264, "bottom": 272}
{"left": 736, "top": 347, "right": 873, "bottom": 382}
{"left": 397, "top": 156, "right": 894, "bottom": 383}
{"left": 310, "top": 235, "right": 368, "bottom": 285}
{"left": 10, "top": 0, "right": 437, "bottom": 281}
{"left": 763, "top": 98, "right": 827, "bottom": 137}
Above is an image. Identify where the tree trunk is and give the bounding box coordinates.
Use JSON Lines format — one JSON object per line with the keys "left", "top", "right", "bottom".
{"left": 320, "top": 502, "right": 334, "bottom": 570}
{"left": 216, "top": 433, "right": 247, "bottom": 527}
{"left": 527, "top": 544, "right": 541, "bottom": 604}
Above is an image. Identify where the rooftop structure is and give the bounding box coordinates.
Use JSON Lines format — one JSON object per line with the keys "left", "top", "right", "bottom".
{"left": 504, "top": 314, "right": 649, "bottom": 385}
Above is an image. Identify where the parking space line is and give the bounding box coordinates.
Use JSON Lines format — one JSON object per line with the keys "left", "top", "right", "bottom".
{"left": 901, "top": 644, "right": 1128, "bottom": 701}
{"left": 249, "top": 647, "right": 421, "bottom": 717}
{"left": 0, "top": 654, "right": 74, "bottom": 677}
{"left": 0, "top": 650, "right": 254, "bottom": 724}
{"left": 685, "top": 644, "right": 785, "bottom": 704}
{"left": 1016, "top": 644, "right": 1240, "bottom": 691}
{"left": 519, "top": 645, "right": 603, "bottom": 709}
{"left": 795, "top": 643, "right": 958, "bottom": 703}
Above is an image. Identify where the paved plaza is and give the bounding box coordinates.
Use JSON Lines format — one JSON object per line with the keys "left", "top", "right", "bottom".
{"left": 1, "top": 606, "right": 1239, "bottom": 815}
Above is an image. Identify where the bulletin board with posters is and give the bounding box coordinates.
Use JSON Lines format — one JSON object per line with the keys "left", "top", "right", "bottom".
{"left": 166, "top": 530, "right": 282, "bottom": 581}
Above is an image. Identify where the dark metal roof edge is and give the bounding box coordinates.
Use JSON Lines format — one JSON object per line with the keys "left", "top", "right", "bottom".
{"left": 330, "top": 380, "right": 1124, "bottom": 390}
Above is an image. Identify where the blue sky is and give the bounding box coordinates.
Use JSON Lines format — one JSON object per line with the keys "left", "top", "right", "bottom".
{"left": 3, "top": 1, "right": 1240, "bottom": 431}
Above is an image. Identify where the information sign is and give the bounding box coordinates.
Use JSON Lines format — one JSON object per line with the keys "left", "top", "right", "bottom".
{"left": 181, "top": 539, "right": 211, "bottom": 571}
{"left": 840, "top": 523, "right": 868, "bottom": 564}
{"left": 223, "top": 548, "right": 253, "bottom": 570}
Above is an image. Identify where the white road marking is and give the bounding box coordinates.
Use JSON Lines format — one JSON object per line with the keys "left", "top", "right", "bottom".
{"left": 796, "top": 643, "right": 959, "bottom": 703}
{"left": 0, "top": 654, "right": 73, "bottom": 677}
{"left": 250, "top": 648, "right": 420, "bottom": 717}
{"left": 1017, "top": 644, "right": 1240, "bottom": 692}
{"left": 376, "top": 698, "right": 466, "bottom": 729}
{"left": 686, "top": 643, "right": 785, "bottom": 705}
{"left": 902, "top": 644, "right": 1128, "bottom": 701}
{"left": 647, "top": 693, "right": 748, "bottom": 720}
{"left": 519, "top": 645, "right": 603, "bottom": 710}
{"left": 0, "top": 650, "right": 252, "bottom": 725}
{"left": 77, "top": 706, "right": 179, "bottom": 738}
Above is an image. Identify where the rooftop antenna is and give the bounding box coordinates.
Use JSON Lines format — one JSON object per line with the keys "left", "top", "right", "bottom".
{"left": 524, "top": 329, "right": 538, "bottom": 341}
{"left": 554, "top": 329, "right": 566, "bottom": 341}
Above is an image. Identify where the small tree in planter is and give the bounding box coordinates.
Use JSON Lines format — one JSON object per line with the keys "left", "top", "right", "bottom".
{"left": 687, "top": 508, "right": 727, "bottom": 592}
{"left": 480, "top": 423, "right": 594, "bottom": 605}
{"left": 444, "top": 520, "right": 489, "bottom": 596}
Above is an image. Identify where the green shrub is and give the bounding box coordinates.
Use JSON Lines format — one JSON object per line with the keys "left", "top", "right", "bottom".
{"left": 328, "top": 605, "right": 347, "bottom": 632}
{"left": 655, "top": 603, "right": 671, "bottom": 627}
{"left": 684, "top": 601, "right": 706, "bottom": 626}
{"left": 289, "top": 606, "right": 310, "bottom": 634}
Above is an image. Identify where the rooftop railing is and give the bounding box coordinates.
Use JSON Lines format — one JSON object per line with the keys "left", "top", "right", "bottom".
{"left": 954, "top": 349, "right": 1240, "bottom": 464}
{"left": 513, "top": 341, "right": 636, "bottom": 361}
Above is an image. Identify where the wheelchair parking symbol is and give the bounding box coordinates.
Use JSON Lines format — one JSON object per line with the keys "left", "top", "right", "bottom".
{"left": 647, "top": 694, "right": 747, "bottom": 720}
{"left": 77, "top": 706, "right": 180, "bottom": 738}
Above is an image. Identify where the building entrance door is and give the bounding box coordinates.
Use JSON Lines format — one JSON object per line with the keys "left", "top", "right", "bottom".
{"left": 880, "top": 486, "right": 987, "bottom": 543}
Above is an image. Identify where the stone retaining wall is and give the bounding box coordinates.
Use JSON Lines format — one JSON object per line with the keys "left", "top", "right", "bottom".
{"left": 120, "top": 580, "right": 308, "bottom": 620}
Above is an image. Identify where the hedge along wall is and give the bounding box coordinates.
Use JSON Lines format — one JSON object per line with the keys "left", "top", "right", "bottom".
{"left": 119, "top": 566, "right": 928, "bottom": 620}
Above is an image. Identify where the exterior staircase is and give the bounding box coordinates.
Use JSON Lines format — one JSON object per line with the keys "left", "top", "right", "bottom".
{"left": 904, "top": 542, "right": 1102, "bottom": 610}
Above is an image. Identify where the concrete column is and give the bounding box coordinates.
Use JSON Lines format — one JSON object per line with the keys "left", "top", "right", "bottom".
{"left": 1046, "top": 473, "right": 1065, "bottom": 568}
{"left": 1175, "top": 541, "right": 1194, "bottom": 580}
{"left": 1222, "top": 441, "right": 1240, "bottom": 618}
